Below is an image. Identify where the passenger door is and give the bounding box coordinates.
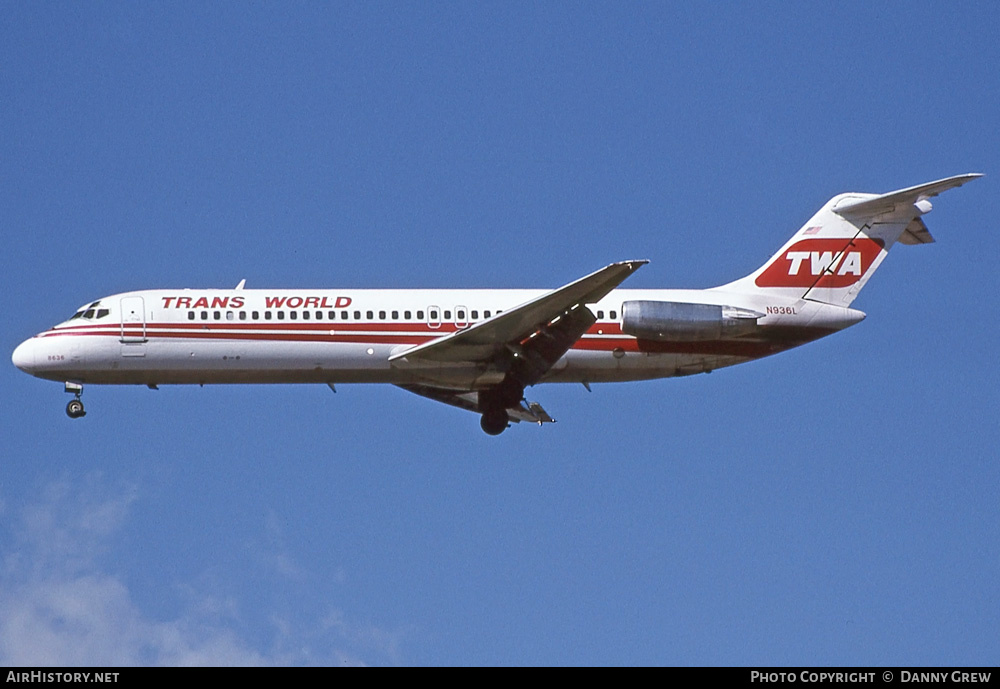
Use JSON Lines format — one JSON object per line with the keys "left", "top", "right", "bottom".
{"left": 120, "top": 296, "right": 147, "bottom": 345}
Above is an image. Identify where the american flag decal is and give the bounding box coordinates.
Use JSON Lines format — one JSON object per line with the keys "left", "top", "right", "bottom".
{"left": 803, "top": 226, "right": 822, "bottom": 235}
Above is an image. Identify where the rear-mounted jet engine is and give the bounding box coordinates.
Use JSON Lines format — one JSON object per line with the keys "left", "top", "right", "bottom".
{"left": 620, "top": 301, "right": 763, "bottom": 342}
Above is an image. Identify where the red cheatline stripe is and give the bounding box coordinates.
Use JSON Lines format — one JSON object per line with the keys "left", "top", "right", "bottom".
{"left": 34, "top": 328, "right": 821, "bottom": 357}
{"left": 49, "top": 321, "right": 457, "bottom": 333}
{"left": 41, "top": 330, "right": 433, "bottom": 345}
{"left": 573, "top": 338, "right": 795, "bottom": 357}
{"left": 37, "top": 322, "right": 824, "bottom": 356}
{"left": 39, "top": 325, "right": 633, "bottom": 350}
{"left": 42, "top": 321, "right": 626, "bottom": 336}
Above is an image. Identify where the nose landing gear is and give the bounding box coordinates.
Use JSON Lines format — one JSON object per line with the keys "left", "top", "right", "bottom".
{"left": 66, "top": 399, "right": 85, "bottom": 418}
{"left": 64, "top": 382, "right": 86, "bottom": 419}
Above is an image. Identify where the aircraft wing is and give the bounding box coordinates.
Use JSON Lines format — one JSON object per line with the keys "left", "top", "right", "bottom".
{"left": 396, "top": 384, "right": 555, "bottom": 424}
{"left": 388, "top": 260, "right": 648, "bottom": 364}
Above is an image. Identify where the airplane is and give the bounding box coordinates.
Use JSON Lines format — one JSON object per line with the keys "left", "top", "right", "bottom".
{"left": 12, "top": 174, "right": 980, "bottom": 435}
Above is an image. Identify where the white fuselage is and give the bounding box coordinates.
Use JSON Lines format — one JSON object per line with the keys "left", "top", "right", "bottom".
{"left": 12, "top": 175, "right": 977, "bottom": 431}
{"left": 13, "top": 286, "right": 862, "bottom": 391}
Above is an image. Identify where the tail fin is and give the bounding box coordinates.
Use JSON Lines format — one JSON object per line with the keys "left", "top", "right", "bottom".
{"left": 720, "top": 174, "right": 981, "bottom": 306}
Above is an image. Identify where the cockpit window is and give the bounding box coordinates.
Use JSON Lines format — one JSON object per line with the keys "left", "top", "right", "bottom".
{"left": 69, "top": 303, "right": 110, "bottom": 321}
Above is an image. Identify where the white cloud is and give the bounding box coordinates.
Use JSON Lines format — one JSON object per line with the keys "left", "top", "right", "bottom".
{"left": 1, "top": 573, "right": 270, "bottom": 666}
{"left": 0, "top": 476, "right": 403, "bottom": 666}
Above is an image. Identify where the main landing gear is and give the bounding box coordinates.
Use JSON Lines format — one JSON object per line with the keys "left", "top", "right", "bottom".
{"left": 65, "top": 382, "right": 86, "bottom": 419}
{"left": 478, "top": 380, "right": 522, "bottom": 436}
{"left": 480, "top": 407, "right": 509, "bottom": 436}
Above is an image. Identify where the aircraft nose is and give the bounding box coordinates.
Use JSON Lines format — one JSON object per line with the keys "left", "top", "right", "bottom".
{"left": 12, "top": 338, "right": 37, "bottom": 372}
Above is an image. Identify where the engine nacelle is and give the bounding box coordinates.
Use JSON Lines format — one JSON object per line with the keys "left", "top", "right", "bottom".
{"left": 620, "top": 301, "right": 763, "bottom": 342}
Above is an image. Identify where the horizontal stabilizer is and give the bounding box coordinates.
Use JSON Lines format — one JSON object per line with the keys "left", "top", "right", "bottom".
{"left": 833, "top": 173, "right": 981, "bottom": 219}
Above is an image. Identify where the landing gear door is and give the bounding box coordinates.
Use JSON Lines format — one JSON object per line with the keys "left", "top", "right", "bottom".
{"left": 120, "top": 296, "right": 147, "bottom": 343}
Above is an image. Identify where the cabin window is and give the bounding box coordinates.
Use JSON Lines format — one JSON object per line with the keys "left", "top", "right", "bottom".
{"left": 290, "top": 311, "right": 298, "bottom": 320}
{"left": 429, "top": 310, "right": 438, "bottom": 320}
{"left": 213, "top": 311, "right": 221, "bottom": 320}
{"left": 391, "top": 310, "right": 398, "bottom": 320}
{"left": 444, "top": 310, "right": 452, "bottom": 320}
{"left": 264, "top": 311, "right": 272, "bottom": 320}
{"left": 457, "top": 309, "right": 465, "bottom": 320}
{"left": 417, "top": 310, "right": 425, "bottom": 320}
{"left": 597, "top": 310, "right": 604, "bottom": 319}
{"left": 484, "top": 310, "right": 491, "bottom": 318}
{"left": 201, "top": 311, "right": 208, "bottom": 320}
{"left": 404, "top": 310, "right": 412, "bottom": 320}
{"left": 316, "top": 311, "right": 323, "bottom": 320}
{"left": 188, "top": 311, "right": 195, "bottom": 321}
{"left": 328, "top": 311, "right": 337, "bottom": 319}
{"left": 277, "top": 311, "right": 285, "bottom": 320}
{"left": 366, "top": 310, "right": 374, "bottom": 320}
{"left": 354, "top": 311, "right": 361, "bottom": 320}
{"left": 379, "top": 310, "right": 386, "bottom": 320}
{"left": 252, "top": 311, "right": 259, "bottom": 320}
{"left": 471, "top": 310, "right": 479, "bottom": 320}
{"left": 610, "top": 310, "right": 617, "bottom": 319}
{"left": 226, "top": 311, "right": 234, "bottom": 321}
{"left": 239, "top": 311, "right": 247, "bottom": 320}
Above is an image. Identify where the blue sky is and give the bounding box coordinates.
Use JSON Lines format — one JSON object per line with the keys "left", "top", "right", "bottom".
{"left": 3, "top": 2, "right": 997, "bottom": 666}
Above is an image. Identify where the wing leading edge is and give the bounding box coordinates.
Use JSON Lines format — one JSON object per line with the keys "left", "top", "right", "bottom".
{"left": 388, "top": 260, "right": 647, "bottom": 363}
{"left": 390, "top": 260, "right": 648, "bottom": 429}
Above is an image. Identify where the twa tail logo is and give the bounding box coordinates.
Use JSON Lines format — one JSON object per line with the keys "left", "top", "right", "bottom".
{"left": 756, "top": 238, "right": 885, "bottom": 288}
